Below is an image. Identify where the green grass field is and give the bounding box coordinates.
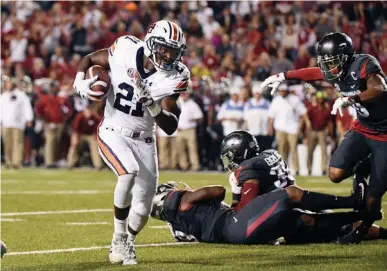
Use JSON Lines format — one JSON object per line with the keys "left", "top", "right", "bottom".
{"left": 1, "top": 168, "right": 386, "bottom": 270}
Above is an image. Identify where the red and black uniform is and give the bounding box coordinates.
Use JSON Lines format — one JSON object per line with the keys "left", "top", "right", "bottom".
{"left": 232, "top": 150, "right": 295, "bottom": 211}
{"left": 163, "top": 188, "right": 295, "bottom": 244}
{"left": 286, "top": 54, "right": 387, "bottom": 197}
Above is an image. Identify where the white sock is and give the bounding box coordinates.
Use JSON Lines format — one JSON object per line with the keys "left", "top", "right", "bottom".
{"left": 128, "top": 232, "right": 136, "bottom": 243}
{"left": 114, "top": 217, "right": 127, "bottom": 234}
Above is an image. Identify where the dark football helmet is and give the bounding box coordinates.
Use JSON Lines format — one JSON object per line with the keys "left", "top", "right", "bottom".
{"left": 150, "top": 181, "right": 179, "bottom": 221}
{"left": 220, "top": 130, "right": 260, "bottom": 172}
{"left": 316, "top": 32, "right": 354, "bottom": 80}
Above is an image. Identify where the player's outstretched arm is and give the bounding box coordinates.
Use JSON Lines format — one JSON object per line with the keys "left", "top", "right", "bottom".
{"left": 73, "top": 49, "right": 110, "bottom": 99}
{"left": 180, "top": 186, "right": 226, "bottom": 210}
{"left": 260, "top": 68, "right": 324, "bottom": 95}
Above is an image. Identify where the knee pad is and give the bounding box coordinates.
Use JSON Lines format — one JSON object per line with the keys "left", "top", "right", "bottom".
{"left": 114, "top": 174, "right": 136, "bottom": 208}
{"left": 128, "top": 203, "right": 151, "bottom": 233}
{"left": 131, "top": 201, "right": 152, "bottom": 217}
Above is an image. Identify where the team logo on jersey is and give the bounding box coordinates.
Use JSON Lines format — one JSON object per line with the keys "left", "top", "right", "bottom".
{"left": 145, "top": 137, "right": 153, "bottom": 144}
{"left": 127, "top": 68, "right": 136, "bottom": 78}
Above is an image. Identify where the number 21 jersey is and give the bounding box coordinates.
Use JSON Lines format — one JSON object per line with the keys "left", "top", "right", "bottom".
{"left": 105, "top": 35, "right": 190, "bottom": 132}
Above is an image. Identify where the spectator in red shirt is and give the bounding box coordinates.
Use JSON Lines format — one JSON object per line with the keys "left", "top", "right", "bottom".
{"left": 67, "top": 103, "right": 102, "bottom": 170}
{"left": 35, "top": 81, "right": 73, "bottom": 168}
{"left": 306, "top": 91, "right": 332, "bottom": 175}
{"left": 202, "top": 44, "right": 219, "bottom": 70}
{"left": 294, "top": 45, "right": 311, "bottom": 70}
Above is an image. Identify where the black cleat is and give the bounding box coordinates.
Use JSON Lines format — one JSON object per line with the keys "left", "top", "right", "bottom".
{"left": 352, "top": 174, "right": 367, "bottom": 211}
{"left": 337, "top": 228, "right": 362, "bottom": 245}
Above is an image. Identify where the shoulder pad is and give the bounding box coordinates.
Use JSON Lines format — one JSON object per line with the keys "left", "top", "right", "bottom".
{"left": 355, "top": 54, "right": 382, "bottom": 79}
{"left": 109, "top": 35, "right": 142, "bottom": 58}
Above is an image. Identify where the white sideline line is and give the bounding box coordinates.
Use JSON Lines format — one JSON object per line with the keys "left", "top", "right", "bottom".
{"left": 1, "top": 190, "right": 111, "bottom": 195}
{"left": 149, "top": 225, "right": 169, "bottom": 229}
{"left": 1, "top": 209, "right": 112, "bottom": 217}
{"left": 7, "top": 242, "right": 196, "bottom": 256}
{"left": 66, "top": 222, "right": 110, "bottom": 226}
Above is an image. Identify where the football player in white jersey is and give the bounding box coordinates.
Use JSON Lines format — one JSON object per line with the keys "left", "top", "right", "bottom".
{"left": 73, "top": 20, "right": 190, "bottom": 265}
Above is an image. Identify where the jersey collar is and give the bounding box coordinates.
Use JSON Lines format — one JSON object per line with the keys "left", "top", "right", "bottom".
{"left": 136, "top": 47, "right": 157, "bottom": 79}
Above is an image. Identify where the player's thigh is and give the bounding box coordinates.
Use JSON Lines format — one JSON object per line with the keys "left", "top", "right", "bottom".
{"left": 226, "top": 189, "right": 292, "bottom": 244}
{"left": 131, "top": 139, "right": 158, "bottom": 212}
{"left": 368, "top": 139, "right": 387, "bottom": 197}
{"left": 97, "top": 129, "right": 139, "bottom": 176}
{"left": 329, "top": 130, "right": 371, "bottom": 172}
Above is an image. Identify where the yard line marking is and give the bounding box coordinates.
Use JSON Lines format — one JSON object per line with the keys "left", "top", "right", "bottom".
{"left": 66, "top": 222, "right": 110, "bottom": 226}
{"left": 1, "top": 209, "right": 112, "bottom": 217}
{"left": 6, "top": 242, "right": 197, "bottom": 256}
{"left": 1, "top": 190, "right": 111, "bottom": 195}
{"left": 149, "top": 225, "right": 169, "bottom": 229}
{"left": 0, "top": 218, "right": 24, "bottom": 222}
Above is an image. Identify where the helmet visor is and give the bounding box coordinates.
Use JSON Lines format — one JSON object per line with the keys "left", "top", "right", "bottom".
{"left": 153, "top": 41, "right": 183, "bottom": 70}
{"left": 220, "top": 151, "right": 239, "bottom": 172}
{"left": 317, "top": 54, "right": 347, "bottom": 80}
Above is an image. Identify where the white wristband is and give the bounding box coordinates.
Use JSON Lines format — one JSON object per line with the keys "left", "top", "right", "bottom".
{"left": 147, "top": 102, "right": 162, "bottom": 117}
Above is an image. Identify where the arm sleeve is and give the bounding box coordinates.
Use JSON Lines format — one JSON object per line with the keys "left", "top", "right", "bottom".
{"left": 235, "top": 168, "right": 262, "bottom": 186}
{"left": 285, "top": 67, "right": 324, "bottom": 81}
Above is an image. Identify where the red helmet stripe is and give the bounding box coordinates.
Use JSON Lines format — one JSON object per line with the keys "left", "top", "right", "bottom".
{"left": 171, "top": 22, "right": 178, "bottom": 41}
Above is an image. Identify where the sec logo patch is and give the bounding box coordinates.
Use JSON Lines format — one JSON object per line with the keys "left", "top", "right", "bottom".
{"left": 127, "top": 68, "right": 136, "bottom": 78}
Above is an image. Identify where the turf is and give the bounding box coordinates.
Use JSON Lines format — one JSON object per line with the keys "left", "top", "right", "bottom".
{"left": 1, "top": 168, "right": 386, "bottom": 270}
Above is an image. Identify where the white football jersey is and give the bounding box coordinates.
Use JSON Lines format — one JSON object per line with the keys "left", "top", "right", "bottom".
{"left": 104, "top": 35, "right": 190, "bottom": 132}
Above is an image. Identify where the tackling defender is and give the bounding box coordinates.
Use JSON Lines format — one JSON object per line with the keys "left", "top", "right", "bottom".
{"left": 151, "top": 182, "right": 386, "bottom": 245}
{"left": 260, "top": 32, "right": 387, "bottom": 244}
{"left": 221, "top": 131, "right": 364, "bottom": 213}
{"left": 73, "top": 20, "right": 190, "bottom": 265}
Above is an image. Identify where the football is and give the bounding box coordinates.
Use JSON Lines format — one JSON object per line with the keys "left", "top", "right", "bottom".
{"left": 85, "top": 65, "right": 111, "bottom": 101}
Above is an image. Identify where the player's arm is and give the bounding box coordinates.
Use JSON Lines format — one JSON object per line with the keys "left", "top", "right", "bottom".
{"left": 153, "top": 94, "right": 181, "bottom": 135}
{"left": 260, "top": 68, "right": 324, "bottom": 94}
{"left": 73, "top": 49, "right": 110, "bottom": 99}
{"left": 354, "top": 74, "right": 387, "bottom": 103}
{"left": 180, "top": 186, "right": 226, "bottom": 210}
{"left": 233, "top": 179, "right": 260, "bottom": 212}
{"left": 77, "top": 49, "right": 110, "bottom": 73}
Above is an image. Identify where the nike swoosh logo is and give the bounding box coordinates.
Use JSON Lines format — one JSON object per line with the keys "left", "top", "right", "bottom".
{"left": 244, "top": 188, "right": 252, "bottom": 195}
{"left": 351, "top": 84, "right": 356, "bottom": 88}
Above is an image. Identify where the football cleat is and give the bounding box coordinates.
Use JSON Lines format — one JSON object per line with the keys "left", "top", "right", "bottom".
{"left": 109, "top": 233, "right": 136, "bottom": 265}
{"left": 337, "top": 228, "right": 362, "bottom": 245}
{"left": 122, "top": 242, "right": 137, "bottom": 265}
{"left": 352, "top": 174, "right": 367, "bottom": 212}
{"left": 1, "top": 240, "right": 7, "bottom": 258}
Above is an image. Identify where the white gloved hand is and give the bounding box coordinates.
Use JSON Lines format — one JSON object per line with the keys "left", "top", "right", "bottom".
{"left": 260, "top": 72, "right": 286, "bottom": 95}
{"left": 229, "top": 173, "right": 242, "bottom": 195}
{"left": 133, "top": 72, "right": 154, "bottom": 106}
{"left": 133, "top": 71, "right": 162, "bottom": 117}
{"left": 331, "top": 97, "right": 352, "bottom": 117}
{"left": 73, "top": 72, "right": 101, "bottom": 99}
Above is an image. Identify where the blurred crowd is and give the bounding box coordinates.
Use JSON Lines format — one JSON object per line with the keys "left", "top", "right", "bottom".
{"left": 1, "top": 1, "right": 387, "bottom": 173}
